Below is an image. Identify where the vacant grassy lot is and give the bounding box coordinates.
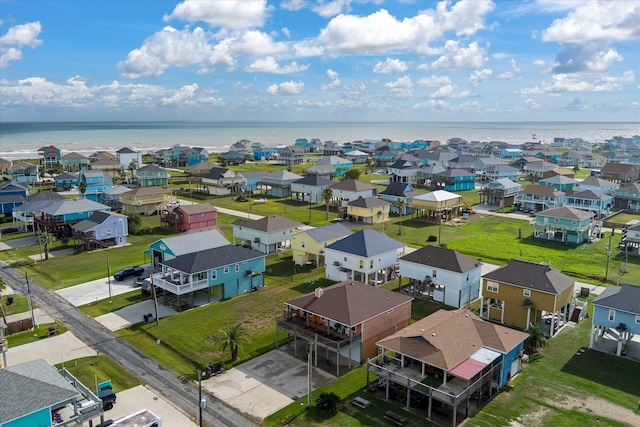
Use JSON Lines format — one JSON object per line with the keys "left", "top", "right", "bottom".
{"left": 54, "top": 355, "right": 140, "bottom": 393}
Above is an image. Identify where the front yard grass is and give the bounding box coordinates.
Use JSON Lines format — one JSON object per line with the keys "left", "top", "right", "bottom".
{"left": 79, "top": 290, "right": 148, "bottom": 317}
{"left": 6, "top": 321, "right": 67, "bottom": 347}
{"left": 54, "top": 355, "right": 140, "bottom": 393}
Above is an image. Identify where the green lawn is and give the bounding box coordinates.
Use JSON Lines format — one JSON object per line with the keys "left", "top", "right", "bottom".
{"left": 54, "top": 355, "right": 141, "bottom": 394}
{"left": 6, "top": 322, "right": 67, "bottom": 347}
{"left": 0, "top": 292, "right": 31, "bottom": 316}
{"left": 79, "top": 290, "right": 148, "bottom": 317}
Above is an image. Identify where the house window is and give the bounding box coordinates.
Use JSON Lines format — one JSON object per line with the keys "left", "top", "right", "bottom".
{"left": 359, "top": 260, "right": 364, "bottom": 269}
{"left": 523, "top": 289, "right": 531, "bottom": 297}
{"left": 211, "top": 270, "right": 217, "bottom": 280}
{"left": 554, "top": 218, "right": 559, "bottom": 223}
{"left": 235, "top": 264, "right": 239, "bottom": 272}
{"left": 486, "top": 281, "right": 499, "bottom": 293}
{"left": 370, "top": 260, "right": 374, "bottom": 269}
{"left": 193, "top": 271, "right": 206, "bottom": 281}
{"left": 224, "top": 266, "right": 230, "bottom": 274}
{"left": 608, "top": 309, "right": 615, "bottom": 322}
{"left": 636, "top": 315, "right": 640, "bottom": 324}
{"left": 432, "top": 269, "right": 437, "bottom": 278}
{"left": 344, "top": 257, "right": 347, "bottom": 262}
{"left": 301, "top": 241, "right": 305, "bottom": 248}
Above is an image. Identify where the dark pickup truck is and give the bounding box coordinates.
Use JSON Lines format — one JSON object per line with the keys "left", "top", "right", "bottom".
{"left": 114, "top": 266, "right": 144, "bottom": 281}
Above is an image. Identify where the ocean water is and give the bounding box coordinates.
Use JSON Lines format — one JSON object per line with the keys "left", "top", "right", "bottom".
{"left": 0, "top": 121, "right": 638, "bottom": 160}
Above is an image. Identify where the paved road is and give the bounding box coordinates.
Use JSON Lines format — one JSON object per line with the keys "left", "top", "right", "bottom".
{"left": 0, "top": 262, "right": 256, "bottom": 427}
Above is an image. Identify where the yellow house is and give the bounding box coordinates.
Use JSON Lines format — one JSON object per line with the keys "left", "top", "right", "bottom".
{"left": 346, "top": 197, "right": 391, "bottom": 224}
{"left": 480, "top": 259, "right": 576, "bottom": 335}
{"left": 121, "top": 186, "right": 174, "bottom": 216}
{"left": 291, "top": 223, "right": 351, "bottom": 266}
{"left": 410, "top": 189, "right": 464, "bottom": 222}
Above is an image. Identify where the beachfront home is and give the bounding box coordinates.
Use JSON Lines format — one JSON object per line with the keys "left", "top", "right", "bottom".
{"left": 410, "top": 190, "right": 465, "bottom": 222}
{"left": 60, "top": 152, "right": 89, "bottom": 172}
{"left": 291, "top": 223, "right": 352, "bottom": 266}
{"left": 219, "top": 151, "right": 245, "bottom": 166}
{"left": 148, "top": 228, "right": 230, "bottom": 267}
{"left": 324, "top": 228, "right": 405, "bottom": 284}
{"left": 564, "top": 190, "right": 613, "bottom": 219}
{"left": 152, "top": 244, "right": 265, "bottom": 311}
{"left": 0, "top": 181, "right": 29, "bottom": 214}
{"left": 600, "top": 163, "right": 639, "bottom": 184}
{"left": 232, "top": 215, "right": 303, "bottom": 254}
{"left": 116, "top": 147, "right": 142, "bottom": 169}
{"left": 135, "top": 164, "right": 170, "bottom": 187}
{"left": 533, "top": 206, "right": 599, "bottom": 244}
{"left": 515, "top": 185, "right": 566, "bottom": 213}
{"left": 10, "top": 162, "right": 39, "bottom": 184}
{"left": 200, "top": 167, "right": 244, "bottom": 195}
{"left": 276, "top": 280, "right": 413, "bottom": 375}
{"left": 345, "top": 197, "right": 391, "bottom": 224}
{"left": 37, "top": 145, "right": 61, "bottom": 169}
{"left": 290, "top": 175, "right": 334, "bottom": 203}
{"left": 121, "top": 186, "right": 174, "bottom": 216}
{"left": 501, "top": 148, "right": 523, "bottom": 159}
{"left": 399, "top": 245, "right": 481, "bottom": 308}
{"left": 0, "top": 157, "right": 11, "bottom": 173}
{"left": 369, "top": 309, "right": 529, "bottom": 427}
{"left": 162, "top": 203, "right": 217, "bottom": 232}
{"left": 379, "top": 182, "right": 419, "bottom": 214}
{"left": 481, "top": 259, "right": 576, "bottom": 335}
{"left": 479, "top": 178, "right": 521, "bottom": 208}
{"left": 323, "top": 141, "right": 345, "bottom": 157}
{"left": 71, "top": 210, "right": 129, "bottom": 250}
{"left": 589, "top": 284, "right": 640, "bottom": 357}
{"left": 613, "top": 183, "right": 640, "bottom": 211}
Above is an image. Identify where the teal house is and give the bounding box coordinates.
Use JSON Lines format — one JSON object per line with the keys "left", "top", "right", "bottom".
{"left": 60, "top": 152, "right": 89, "bottom": 172}
{"left": 433, "top": 169, "right": 476, "bottom": 191}
{"left": 533, "top": 206, "right": 598, "bottom": 244}
{"left": 564, "top": 190, "right": 613, "bottom": 219}
{"left": 315, "top": 156, "right": 353, "bottom": 177}
{"left": 79, "top": 170, "right": 113, "bottom": 202}
{"left": 590, "top": 284, "right": 640, "bottom": 357}
{"left": 539, "top": 175, "right": 579, "bottom": 193}
{"left": 136, "top": 164, "right": 169, "bottom": 187}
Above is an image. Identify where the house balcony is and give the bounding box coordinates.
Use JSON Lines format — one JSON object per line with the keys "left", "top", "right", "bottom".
{"left": 152, "top": 273, "right": 209, "bottom": 295}
{"left": 276, "top": 314, "right": 360, "bottom": 350}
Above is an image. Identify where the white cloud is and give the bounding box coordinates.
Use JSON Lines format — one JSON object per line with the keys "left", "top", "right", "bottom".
{"left": 533, "top": 59, "right": 546, "bottom": 67}
{"left": 281, "top": 27, "right": 291, "bottom": 38}
{"left": 321, "top": 68, "right": 341, "bottom": 90}
{"left": 164, "top": 0, "right": 270, "bottom": 29}
{"left": 281, "top": 0, "right": 306, "bottom": 12}
{"left": 429, "top": 84, "right": 470, "bottom": 99}
{"left": 436, "top": 0, "right": 496, "bottom": 36}
{"left": 0, "top": 22, "right": 43, "bottom": 68}
{"left": 245, "top": 56, "right": 310, "bottom": 73}
{"left": 413, "top": 99, "right": 449, "bottom": 110}
{"left": 160, "top": 83, "right": 199, "bottom": 106}
{"left": 517, "top": 72, "right": 635, "bottom": 95}
{"left": 384, "top": 75, "right": 413, "bottom": 99}
{"left": 416, "top": 75, "right": 452, "bottom": 87}
{"left": 542, "top": 1, "right": 640, "bottom": 44}
{"left": 550, "top": 43, "right": 623, "bottom": 73}
{"left": 312, "top": 0, "right": 352, "bottom": 18}
{"left": 373, "top": 58, "right": 408, "bottom": 74}
{"left": 230, "top": 31, "right": 289, "bottom": 56}
{"left": 429, "top": 40, "right": 487, "bottom": 69}
{"left": 266, "top": 80, "right": 304, "bottom": 95}
{"left": 469, "top": 68, "right": 492, "bottom": 86}
{"left": 118, "top": 26, "right": 235, "bottom": 78}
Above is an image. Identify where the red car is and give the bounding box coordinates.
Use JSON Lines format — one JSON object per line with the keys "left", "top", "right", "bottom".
{"left": 1, "top": 227, "right": 19, "bottom": 235}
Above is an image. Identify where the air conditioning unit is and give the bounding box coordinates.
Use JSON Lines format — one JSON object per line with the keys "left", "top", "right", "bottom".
{"left": 333, "top": 261, "right": 341, "bottom": 266}
{"left": 254, "top": 237, "right": 260, "bottom": 243}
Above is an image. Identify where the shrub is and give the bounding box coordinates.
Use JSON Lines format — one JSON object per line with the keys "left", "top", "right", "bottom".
{"left": 315, "top": 392, "right": 341, "bottom": 414}
{"left": 427, "top": 235, "right": 437, "bottom": 242}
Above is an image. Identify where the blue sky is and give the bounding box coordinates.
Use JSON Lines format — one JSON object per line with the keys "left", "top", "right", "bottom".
{"left": 1, "top": 0, "right": 639, "bottom": 122}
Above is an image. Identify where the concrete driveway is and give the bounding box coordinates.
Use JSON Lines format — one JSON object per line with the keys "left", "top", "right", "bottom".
{"left": 56, "top": 275, "right": 148, "bottom": 307}
{"left": 96, "top": 300, "right": 177, "bottom": 331}
{"left": 0, "top": 235, "right": 37, "bottom": 251}
{"left": 5, "top": 331, "right": 97, "bottom": 367}
{"left": 202, "top": 349, "right": 335, "bottom": 420}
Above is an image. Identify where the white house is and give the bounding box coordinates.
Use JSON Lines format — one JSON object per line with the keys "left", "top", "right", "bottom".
{"left": 329, "top": 179, "right": 376, "bottom": 206}
{"left": 116, "top": 147, "right": 142, "bottom": 169}
{"left": 291, "top": 175, "right": 334, "bottom": 203}
{"left": 399, "top": 245, "right": 482, "bottom": 307}
{"left": 324, "top": 229, "right": 405, "bottom": 285}
{"left": 232, "top": 215, "right": 303, "bottom": 254}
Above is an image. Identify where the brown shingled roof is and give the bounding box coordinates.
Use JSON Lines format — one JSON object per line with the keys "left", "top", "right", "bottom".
{"left": 233, "top": 214, "right": 303, "bottom": 232}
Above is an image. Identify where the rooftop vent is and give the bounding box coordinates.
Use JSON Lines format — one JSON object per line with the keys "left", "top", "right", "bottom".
{"left": 314, "top": 287, "right": 324, "bottom": 298}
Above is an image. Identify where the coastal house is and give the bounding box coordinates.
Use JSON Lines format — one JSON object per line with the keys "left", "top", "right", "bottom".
{"left": 135, "top": 164, "right": 170, "bottom": 187}
{"left": 37, "top": 145, "right": 61, "bottom": 169}
{"left": 329, "top": 179, "right": 376, "bottom": 205}
{"left": 448, "top": 154, "right": 476, "bottom": 171}
{"left": 542, "top": 168, "right": 575, "bottom": 180}
{"left": 121, "top": 186, "right": 173, "bottom": 216}
{"left": 417, "top": 164, "right": 447, "bottom": 186}
{"left": 276, "top": 280, "right": 413, "bottom": 374}
{"left": 290, "top": 175, "right": 334, "bottom": 203}
{"left": 323, "top": 141, "right": 345, "bottom": 157}
{"left": 89, "top": 151, "right": 117, "bottom": 162}
{"left": 539, "top": 175, "right": 579, "bottom": 194}
{"left": 279, "top": 146, "right": 306, "bottom": 166}
{"left": 78, "top": 170, "right": 113, "bottom": 202}
{"left": 524, "top": 160, "right": 557, "bottom": 181}
{"left": 148, "top": 228, "right": 230, "bottom": 267}
{"left": 89, "top": 158, "right": 123, "bottom": 179}
{"left": 0, "top": 359, "right": 107, "bottom": 427}
{"left": 474, "top": 157, "right": 505, "bottom": 180}
{"left": 200, "top": 167, "right": 244, "bottom": 195}
{"left": 252, "top": 146, "right": 279, "bottom": 161}
{"left": 370, "top": 309, "right": 529, "bottom": 427}
{"left": 305, "top": 163, "right": 335, "bottom": 177}
{"left": 564, "top": 190, "right": 613, "bottom": 219}
{"left": 346, "top": 196, "right": 391, "bottom": 224}
{"left": 479, "top": 178, "right": 521, "bottom": 208}
{"left": 388, "top": 157, "right": 423, "bottom": 184}
{"left": 533, "top": 206, "right": 599, "bottom": 244}
{"left": 34, "top": 198, "right": 111, "bottom": 237}
{"left": 162, "top": 203, "right": 217, "bottom": 232}
{"left": 589, "top": 284, "right": 640, "bottom": 357}
{"left": 315, "top": 156, "right": 353, "bottom": 177}
{"left": 379, "top": 182, "right": 420, "bottom": 214}
{"left": 71, "top": 210, "right": 129, "bottom": 250}
{"left": 259, "top": 170, "right": 302, "bottom": 197}
{"left": 432, "top": 169, "right": 476, "bottom": 192}
{"left": 116, "top": 147, "right": 142, "bottom": 169}
{"left": 151, "top": 244, "right": 265, "bottom": 311}
{"left": 294, "top": 138, "right": 310, "bottom": 152}
{"left": 324, "top": 228, "right": 405, "bottom": 284}
{"left": 232, "top": 215, "right": 303, "bottom": 254}
{"left": 60, "top": 152, "right": 89, "bottom": 172}
{"left": 219, "top": 151, "right": 246, "bottom": 166}
{"left": 373, "top": 148, "right": 397, "bottom": 166}
{"left": 410, "top": 190, "right": 465, "bottom": 222}
{"left": 515, "top": 185, "right": 566, "bottom": 213}
{"left": 613, "top": 183, "right": 640, "bottom": 211}
{"left": 54, "top": 172, "right": 78, "bottom": 191}
{"left": 11, "top": 191, "right": 68, "bottom": 231}
{"left": 291, "top": 223, "right": 351, "bottom": 266}
{"left": 483, "top": 164, "right": 520, "bottom": 182}
{"left": 481, "top": 259, "right": 576, "bottom": 335}
{"left": 230, "top": 141, "right": 249, "bottom": 156}
{"left": 0, "top": 181, "right": 29, "bottom": 215}
{"left": 501, "top": 148, "right": 523, "bottom": 159}
{"left": 0, "top": 157, "right": 11, "bottom": 172}
{"left": 620, "top": 222, "right": 640, "bottom": 256}
{"left": 10, "top": 162, "right": 39, "bottom": 184}
{"left": 578, "top": 176, "right": 619, "bottom": 195}
{"left": 600, "top": 163, "right": 639, "bottom": 184}
{"left": 399, "top": 245, "right": 482, "bottom": 307}
{"left": 344, "top": 149, "right": 370, "bottom": 164}
{"left": 100, "top": 185, "right": 131, "bottom": 212}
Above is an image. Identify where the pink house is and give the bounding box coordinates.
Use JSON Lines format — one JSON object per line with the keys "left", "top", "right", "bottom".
{"left": 164, "top": 203, "right": 217, "bottom": 232}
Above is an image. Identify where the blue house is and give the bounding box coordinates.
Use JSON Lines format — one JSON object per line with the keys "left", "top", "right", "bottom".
{"left": 0, "top": 181, "right": 29, "bottom": 214}
{"left": 78, "top": 170, "right": 113, "bottom": 202}
{"left": 315, "top": 156, "right": 353, "bottom": 177}
{"left": 148, "top": 228, "right": 230, "bottom": 267}
{"left": 564, "top": 190, "right": 613, "bottom": 219}
{"left": 590, "top": 284, "right": 640, "bottom": 357}
{"left": 252, "top": 146, "right": 279, "bottom": 161}
{"left": 294, "top": 138, "right": 311, "bottom": 151}
{"left": 10, "top": 162, "right": 39, "bottom": 184}
{"left": 501, "top": 148, "right": 523, "bottom": 159}
{"left": 71, "top": 210, "right": 129, "bottom": 250}
{"left": 35, "top": 198, "right": 111, "bottom": 237}
{"left": 379, "top": 182, "right": 419, "bottom": 214}
{"left": 151, "top": 244, "right": 266, "bottom": 310}
{"left": 432, "top": 168, "right": 476, "bottom": 191}
{"left": 539, "top": 175, "right": 579, "bottom": 193}
{"left": 54, "top": 172, "right": 78, "bottom": 191}
{"left": 533, "top": 206, "right": 598, "bottom": 244}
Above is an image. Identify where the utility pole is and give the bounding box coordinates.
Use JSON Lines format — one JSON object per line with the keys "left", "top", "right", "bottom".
{"left": 198, "top": 369, "right": 203, "bottom": 427}
{"left": 604, "top": 234, "right": 613, "bottom": 282}
{"left": 24, "top": 272, "right": 35, "bottom": 326}
{"left": 106, "top": 255, "right": 112, "bottom": 300}
{"left": 150, "top": 273, "right": 159, "bottom": 326}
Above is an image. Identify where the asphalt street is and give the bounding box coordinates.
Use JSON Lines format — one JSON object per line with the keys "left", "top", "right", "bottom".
{"left": 0, "top": 262, "right": 256, "bottom": 427}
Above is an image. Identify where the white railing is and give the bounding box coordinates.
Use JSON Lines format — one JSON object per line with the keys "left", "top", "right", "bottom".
{"left": 152, "top": 274, "right": 209, "bottom": 295}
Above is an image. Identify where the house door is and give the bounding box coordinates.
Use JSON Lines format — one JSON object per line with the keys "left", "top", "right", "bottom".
{"left": 510, "top": 358, "right": 521, "bottom": 378}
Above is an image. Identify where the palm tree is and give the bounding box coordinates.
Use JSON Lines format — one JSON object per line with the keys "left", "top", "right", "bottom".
{"left": 78, "top": 180, "right": 87, "bottom": 199}
{"left": 365, "top": 157, "right": 375, "bottom": 174}
{"left": 395, "top": 198, "right": 406, "bottom": 235}
{"left": 315, "top": 392, "right": 341, "bottom": 413}
{"left": 215, "top": 324, "right": 251, "bottom": 362}
{"left": 322, "top": 187, "right": 333, "bottom": 220}
{"left": 525, "top": 323, "right": 548, "bottom": 352}
{"left": 38, "top": 231, "right": 56, "bottom": 261}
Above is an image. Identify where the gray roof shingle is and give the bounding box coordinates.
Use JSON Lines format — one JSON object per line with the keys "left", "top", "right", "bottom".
{"left": 233, "top": 215, "right": 302, "bottom": 232}
{"left": 400, "top": 245, "right": 480, "bottom": 273}
{"left": 592, "top": 284, "right": 640, "bottom": 314}
{"left": 482, "top": 259, "right": 575, "bottom": 295}
{"left": 326, "top": 228, "right": 404, "bottom": 257}
{"left": 162, "top": 244, "right": 264, "bottom": 273}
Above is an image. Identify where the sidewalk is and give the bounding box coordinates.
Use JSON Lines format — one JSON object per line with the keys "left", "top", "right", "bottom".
{"left": 178, "top": 199, "right": 264, "bottom": 220}
{"left": 472, "top": 204, "right": 535, "bottom": 221}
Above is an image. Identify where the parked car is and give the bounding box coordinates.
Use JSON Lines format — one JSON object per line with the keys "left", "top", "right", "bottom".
{"left": 114, "top": 266, "right": 144, "bottom": 281}
{"left": 1, "top": 227, "right": 20, "bottom": 235}
{"left": 253, "top": 198, "right": 268, "bottom": 204}
{"left": 166, "top": 201, "right": 181, "bottom": 209}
